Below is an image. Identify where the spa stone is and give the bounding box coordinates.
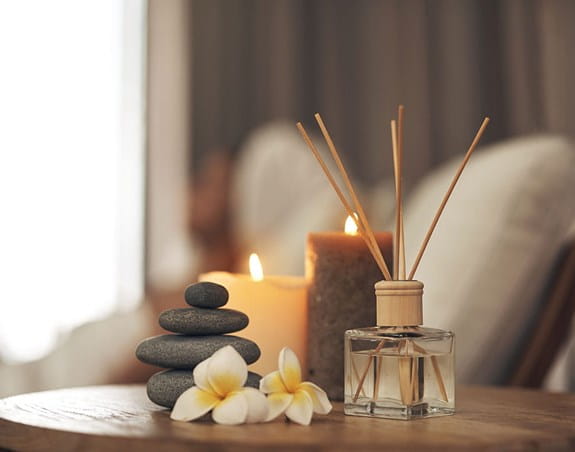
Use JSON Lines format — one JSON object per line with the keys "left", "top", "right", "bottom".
{"left": 147, "top": 369, "right": 262, "bottom": 408}
{"left": 184, "top": 282, "right": 228, "bottom": 309}
{"left": 159, "top": 307, "right": 249, "bottom": 335}
{"left": 136, "top": 335, "right": 260, "bottom": 368}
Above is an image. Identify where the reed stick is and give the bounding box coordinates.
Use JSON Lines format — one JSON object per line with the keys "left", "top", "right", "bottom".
{"left": 397, "top": 105, "right": 406, "bottom": 280}
{"left": 314, "top": 113, "right": 393, "bottom": 281}
{"left": 297, "top": 125, "right": 382, "bottom": 272}
{"left": 431, "top": 355, "right": 448, "bottom": 402}
{"left": 391, "top": 120, "right": 399, "bottom": 280}
{"left": 398, "top": 340, "right": 413, "bottom": 405}
{"left": 399, "top": 214, "right": 406, "bottom": 279}
{"left": 296, "top": 122, "right": 388, "bottom": 276}
{"left": 296, "top": 123, "right": 360, "bottom": 230}
{"left": 373, "top": 355, "right": 383, "bottom": 401}
{"left": 353, "top": 340, "right": 386, "bottom": 402}
{"left": 408, "top": 117, "right": 490, "bottom": 280}
{"left": 410, "top": 355, "right": 419, "bottom": 401}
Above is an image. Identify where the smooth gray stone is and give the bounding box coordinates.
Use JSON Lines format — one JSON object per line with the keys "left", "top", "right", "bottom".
{"left": 147, "top": 369, "right": 262, "bottom": 408}
{"left": 136, "top": 335, "right": 260, "bottom": 368}
{"left": 159, "top": 307, "right": 249, "bottom": 335}
{"left": 185, "top": 282, "right": 228, "bottom": 308}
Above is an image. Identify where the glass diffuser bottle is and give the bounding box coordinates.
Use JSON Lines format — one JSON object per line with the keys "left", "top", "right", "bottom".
{"left": 344, "top": 280, "right": 455, "bottom": 420}
{"left": 296, "top": 108, "right": 488, "bottom": 421}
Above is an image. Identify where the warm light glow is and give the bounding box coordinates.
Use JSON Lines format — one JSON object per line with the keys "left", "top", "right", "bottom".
{"left": 249, "top": 253, "right": 264, "bottom": 281}
{"left": 344, "top": 214, "right": 359, "bottom": 235}
{"left": 0, "top": 0, "right": 146, "bottom": 362}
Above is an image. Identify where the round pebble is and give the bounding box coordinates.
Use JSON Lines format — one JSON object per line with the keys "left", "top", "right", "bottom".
{"left": 159, "top": 307, "right": 248, "bottom": 335}
{"left": 135, "top": 335, "right": 261, "bottom": 369}
{"left": 185, "top": 282, "right": 229, "bottom": 309}
{"left": 147, "top": 369, "right": 262, "bottom": 408}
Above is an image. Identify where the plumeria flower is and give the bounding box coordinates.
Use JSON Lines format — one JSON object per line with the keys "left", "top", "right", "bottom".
{"left": 260, "top": 347, "right": 332, "bottom": 425}
{"left": 170, "top": 345, "right": 268, "bottom": 425}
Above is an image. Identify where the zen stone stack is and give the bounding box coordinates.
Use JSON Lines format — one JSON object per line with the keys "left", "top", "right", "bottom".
{"left": 136, "top": 282, "right": 262, "bottom": 408}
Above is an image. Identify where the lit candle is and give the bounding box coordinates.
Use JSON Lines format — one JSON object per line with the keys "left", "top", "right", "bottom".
{"left": 306, "top": 216, "right": 393, "bottom": 400}
{"left": 199, "top": 254, "right": 308, "bottom": 376}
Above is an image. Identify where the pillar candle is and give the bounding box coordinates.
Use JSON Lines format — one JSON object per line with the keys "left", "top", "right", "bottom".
{"left": 306, "top": 229, "right": 393, "bottom": 400}
{"left": 198, "top": 270, "right": 307, "bottom": 377}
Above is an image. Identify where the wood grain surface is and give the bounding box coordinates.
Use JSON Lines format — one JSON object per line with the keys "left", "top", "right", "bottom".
{"left": 0, "top": 385, "right": 574, "bottom": 451}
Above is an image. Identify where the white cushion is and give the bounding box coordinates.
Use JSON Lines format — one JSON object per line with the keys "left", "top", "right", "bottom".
{"left": 399, "top": 135, "right": 575, "bottom": 383}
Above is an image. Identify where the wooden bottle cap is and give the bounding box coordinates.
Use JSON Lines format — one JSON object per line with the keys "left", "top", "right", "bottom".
{"left": 374, "top": 280, "right": 423, "bottom": 326}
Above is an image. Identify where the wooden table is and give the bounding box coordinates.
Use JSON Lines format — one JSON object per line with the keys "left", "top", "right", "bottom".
{"left": 0, "top": 385, "right": 573, "bottom": 451}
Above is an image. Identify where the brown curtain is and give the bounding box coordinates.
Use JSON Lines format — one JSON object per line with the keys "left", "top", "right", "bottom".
{"left": 190, "top": 0, "right": 575, "bottom": 187}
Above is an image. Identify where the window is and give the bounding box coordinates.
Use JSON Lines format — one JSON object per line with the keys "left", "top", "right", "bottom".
{"left": 0, "top": 0, "right": 146, "bottom": 362}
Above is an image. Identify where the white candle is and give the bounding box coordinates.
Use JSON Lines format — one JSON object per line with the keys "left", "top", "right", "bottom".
{"left": 199, "top": 254, "right": 308, "bottom": 376}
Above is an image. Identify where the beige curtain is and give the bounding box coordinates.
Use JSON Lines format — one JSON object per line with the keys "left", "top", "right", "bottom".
{"left": 147, "top": 0, "right": 196, "bottom": 289}
{"left": 189, "top": 0, "right": 575, "bottom": 186}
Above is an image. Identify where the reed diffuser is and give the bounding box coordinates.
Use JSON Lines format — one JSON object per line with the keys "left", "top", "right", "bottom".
{"left": 297, "top": 108, "right": 489, "bottom": 420}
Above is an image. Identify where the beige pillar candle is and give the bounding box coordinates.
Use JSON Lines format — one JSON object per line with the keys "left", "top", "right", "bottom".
{"left": 199, "top": 255, "right": 307, "bottom": 377}
{"left": 306, "top": 219, "right": 393, "bottom": 400}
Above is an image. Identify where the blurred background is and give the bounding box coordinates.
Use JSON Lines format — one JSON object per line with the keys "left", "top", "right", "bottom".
{"left": 1, "top": 0, "right": 574, "bottom": 397}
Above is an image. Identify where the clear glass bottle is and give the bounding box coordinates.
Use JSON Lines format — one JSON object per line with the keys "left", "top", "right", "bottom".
{"left": 344, "top": 280, "right": 455, "bottom": 420}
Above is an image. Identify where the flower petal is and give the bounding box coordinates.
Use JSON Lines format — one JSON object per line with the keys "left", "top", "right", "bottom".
{"left": 298, "top": 382, "right": 332, "bottom": 415}
{"left": 278, "top": 347, "right": 302, "bottom": 392}
{"left": 259, "top": 370, "right": 288, "bottom": 394}
{"left": 193, "top": 356, "right": 213, "bottom": 393}
{"left": 207, "top": 345, "right": 248, "bottom": 397}
{"left": 285, "top": 389, "right": 313, "bottom": 426}
{"left": 170, "top": 387, "right": 219, "bottom": 422}
{"left": 211, "top": 390, "right": 248, "bottom": 425}
{"left": 265, "top": 392, "right": 294, "bottom": 421}
{"left": 241, "top": 387, "right": 269, "bottom": 423}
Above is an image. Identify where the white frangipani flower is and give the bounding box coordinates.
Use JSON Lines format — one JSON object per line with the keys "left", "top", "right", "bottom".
{"left": 260, "top": 347, "right": 332, "bottom": 425}
{"left": 170, "top": 345, "right": 268, "bottom": 425}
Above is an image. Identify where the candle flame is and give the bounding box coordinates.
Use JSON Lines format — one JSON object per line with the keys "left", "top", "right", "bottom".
{"left": 249, "top": 253, "right": 264, "bottom": 281}
{"left": 344, "top": 214, "right": 359, "bottom": 236}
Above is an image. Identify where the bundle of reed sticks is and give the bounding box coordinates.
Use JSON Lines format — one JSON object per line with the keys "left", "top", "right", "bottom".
{"left": 297, "top": 108, "right": 489, "bottom": 282}
{"left": 299, "top": 107, "right": 489, "bottom": 407}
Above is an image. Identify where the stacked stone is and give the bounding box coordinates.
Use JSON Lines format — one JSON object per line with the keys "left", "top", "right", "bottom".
{"left": 136, "top": 282, "right": 262, "bottom": 408}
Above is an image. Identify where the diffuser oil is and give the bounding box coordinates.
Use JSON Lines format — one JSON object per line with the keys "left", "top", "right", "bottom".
{"left": 344, "top": 281, "right": 455, "bottom": 420}
{"left": 344, "top": 326, "right": 454, "bottom": 419}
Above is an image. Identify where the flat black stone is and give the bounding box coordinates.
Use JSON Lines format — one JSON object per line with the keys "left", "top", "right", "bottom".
{"left": 135, "top": 335, "right": 260, "bottom": 369}
{"left": 147, "top": 369, "right": 262, "bottom": 408}
{"left": 159, "top": 307, "right": 248, "bottom": 335}
{"left": 185, "top": 282, "right": 228, "bottom": 308}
